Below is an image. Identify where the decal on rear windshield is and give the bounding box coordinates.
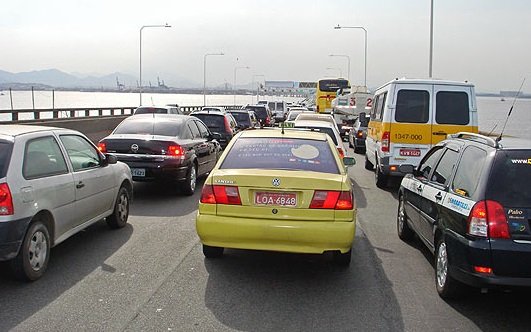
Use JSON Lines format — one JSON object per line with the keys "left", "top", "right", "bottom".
{"left": 511, "top": 158, "right": 531, "bottom": 164}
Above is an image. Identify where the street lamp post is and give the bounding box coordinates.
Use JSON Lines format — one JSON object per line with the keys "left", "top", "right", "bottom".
{"left": 334, "top": 25, "right": 368, "bottom": 87}
{"left": 203, "top": 52, "right": 224, "bottom": 106}
{"left": 329, "top": 54, "right": 351, "bottom": 81}
{"left": 252, "top": 74, "right": 265, "bottom": 103}
{"left": 326, "top": 67, "right": 342, "bottom": 78}
{"left": 139, "top": 23, "right": 171, "bottom": 105}
{"left": 429, "top": 0, "right": 434, "bottom": 78}
{"left": 233, "top": 66, "right": 250, "bottom": 105}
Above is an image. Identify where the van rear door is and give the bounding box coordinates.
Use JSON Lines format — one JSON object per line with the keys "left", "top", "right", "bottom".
{"left": 432, "top": 84, "right": 477, "bottom": 144}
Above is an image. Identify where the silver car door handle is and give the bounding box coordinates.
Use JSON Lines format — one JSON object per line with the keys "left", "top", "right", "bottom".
{"left": 76, "top": 182, "right": 85, "bottom": 189}
{"left": 435, "top": 192, "right": 442, "bottom": 201}
{"left": 417, "top": 185, "right": 423, "bottom": 192}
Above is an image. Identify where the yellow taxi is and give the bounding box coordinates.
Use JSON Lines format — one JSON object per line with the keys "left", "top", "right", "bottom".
{"left": 196, "top": 128, "right": 356, "bottom": 265}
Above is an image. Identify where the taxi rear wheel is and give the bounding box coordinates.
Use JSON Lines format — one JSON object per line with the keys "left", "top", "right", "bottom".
{"left": 333, "top": 249, "right": 351, "bottom": 266}
{"left": 435, "top": 239, "right": 464, "bottom": 299}
{"left": 364, "top": 155, "right": 373, "bottom": 170}
{"left": 375, "top": 164, "right": 389, "bottom": 188}
{"left": 203, "top": 244, "right": 224, "bottom": 258}
{"left": 397, "top": 195, "right": 414, "bottom": 241}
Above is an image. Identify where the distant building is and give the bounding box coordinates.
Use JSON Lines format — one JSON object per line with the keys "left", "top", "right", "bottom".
{"left": 264, "top": 81, "right": 316, "bottom": 96}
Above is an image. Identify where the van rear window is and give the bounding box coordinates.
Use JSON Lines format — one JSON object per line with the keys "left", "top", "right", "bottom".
{"left": 486, "top": 150, "right": 531, "bottom": 207}
{"left": 220, "top": 137, "right": 339, "bottom": 174}
{"left": 395, "top": 90, "right": 429, "bottom": 123}
{"left": 435, "top": 91, "right": 470, "bottom": 125}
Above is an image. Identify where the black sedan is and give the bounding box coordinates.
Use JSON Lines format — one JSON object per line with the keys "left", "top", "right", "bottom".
{"left": 98, "top": 114, "right": 221, "bottom": 195}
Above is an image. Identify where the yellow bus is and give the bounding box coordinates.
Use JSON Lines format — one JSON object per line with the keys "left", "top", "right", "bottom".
{"left": 315, "top": 78, "right": 350, "bottom": 113}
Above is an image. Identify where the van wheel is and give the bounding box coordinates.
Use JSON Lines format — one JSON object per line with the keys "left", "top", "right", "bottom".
{"left": 11, "top": 220, "right": 51, "bottom": 281}
{"left": 435, "top": 239, "right": 464, "bottom": 299}
{"left": 397, "top": 195, "right": 414, "bottom": 241}
{"left": 364, "top": 155, "right": 374, "bottom": 170}
{"left": 375, "top": 164, "right": 388, "bottom": 188}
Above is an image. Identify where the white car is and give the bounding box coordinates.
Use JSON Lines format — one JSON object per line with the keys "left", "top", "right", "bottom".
{"left": 0, "top": 125, "right": 133, "bottom": 281}
{"left": 293, "top": 120, "right": 346, "bottom": 158}
{"left": 294, "top": 113, "right": 336, "bottom": 126}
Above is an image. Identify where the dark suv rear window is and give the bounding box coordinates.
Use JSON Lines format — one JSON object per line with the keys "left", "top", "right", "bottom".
{"left": 486, "top": 150, "right": 531, "bottom": 207}
{"left": 229, "top": 112, "right": 251, "bottom": 125}
{"left": 244, "top": 107, "right": 267, "bottom": 119}
{"left": 0, "top": 141, "right": 13, "bottom": 178}
{"left": 435, "top": 91, "right": 469, "bottom": 125}
{"left": 395, "top": 90, "right": 429, "bottom": 123}
{"left": 191, "top": 114, "right": 225, "bottom": 131}
{"left": 220, "top": 137, "right": 339, "bottom": 174}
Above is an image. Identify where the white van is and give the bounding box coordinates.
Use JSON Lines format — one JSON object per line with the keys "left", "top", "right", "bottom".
{"left": 365, "top": 78, "right": 478, "bottom": 188}
{"left": 268, "top": 101, "right": 287, "bottom": 122}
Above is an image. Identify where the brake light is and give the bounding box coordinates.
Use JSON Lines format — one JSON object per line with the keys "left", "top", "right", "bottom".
{"left": 200, "top": 185, "right": 241, "bottom": 205}
{"left": 474, "top": 266, "right": 493, "bottom": 274}
{"left": 337, "top": 147, "right": 345, "bottom": 159}
{"left": 357, "top": 130, "right": 363, "bottom": 138}
{"left": 467, "top": 200, "right": 509, "bottom": 239}
{"left": 224, "top": 116, "right": 233, "bottom": 134}
{"left": 381, "top": 131, "right": 390, "bottom": 152}
{"left": 167, "top": 145, "right": 184, "bottom": 156}
{"left": 310, "top": 190, "right": 353, "bottom": 210}
{"left": 265, "top": 117, "right": 271, "bottom": 125}
{"left": 0, "top": 183, "right": 14, "bottom": 215}
{"left": 97, "top": 142, "right": 107, "bottom": 153}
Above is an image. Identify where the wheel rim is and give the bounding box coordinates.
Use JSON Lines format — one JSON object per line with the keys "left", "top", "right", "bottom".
{"left": 398, "top": 198, "right": 405, "bottom": 233}
{"left": 436, "top": 242, "right": 448, "bottom": 288}
{"left": 28, "top": 230, "right": 48, "bottom": 271}
{"left": 190, "top": 167, "right": 197, "bottom": 192}
{"left": 117, "top": 192, "right": 129, "bottom": 222}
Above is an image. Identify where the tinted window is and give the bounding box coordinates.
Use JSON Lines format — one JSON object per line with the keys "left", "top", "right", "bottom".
{"left": 431, "top": 149, "right": 459, "bottom": 185}
{"left": 318, "top": 79, "right": 350, "bottom": 92}
{"left": 134, "top": 107, "right": 168, "bottom": 114}
{"left": 452, "top": 146, "right": 486, "bottom": 197}
{"left": 188, "top": 122, "right": 200, "bottom": 138}
{"left": 294, "top": 126, "right": 338, "bottom": 145}
{"left": 486, "top": 150, "right": 531, "bottom": 207}
{"left": 60, "top": 135, "right": 100, "bottom": 172}
{"left": 245, "top": 107, "right": 267, "bottom": 119}
{"left": 230, "top": 112, "right": 251, "bottom": 126}
{"left": 287, "top": 111, "right": 302, "bottom": 121}
{"left": 195, "top": 121, "right": 210, "bottom": 138}
{"left": 191, "top": 114, "right": 225, "bottom": 131}
{"left": 395, "top": 90, "right": 429, "bottom": 123}
{"left": 23, "top": 136, "right": 68, "bottom": 178}
{"left": 436, "top": 91, "right": 469, "bottom": 125}
{"left": 418, "top": 147, "right": 444, "bottom": 179}
{"left": 0, "top": 142, "right": 13, "bottom": 178}
{"left": 220, "top": 137, "right": 339, "bottom": 174}
{"left": 114, "top": 119, "right": 184, "bottom": 137}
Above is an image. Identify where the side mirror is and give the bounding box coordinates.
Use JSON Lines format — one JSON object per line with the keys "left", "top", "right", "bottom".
{"left": 398, "top": 164, "right": 415, "bottom": 174}
{"left": 102, "top": 153, "right": 117, "bottom": 166}
{"left": 343, "top": 156, "right": 356, "bottom": 166}
{"left": 209, "top": 132, "right": 222, "bottom": 140}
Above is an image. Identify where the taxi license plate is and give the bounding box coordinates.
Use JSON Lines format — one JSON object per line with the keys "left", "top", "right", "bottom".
{"left": 255, "top": 192, "right": 297, "bottom": 207}
{"left": 131, "top": 168, "right": 146, "bottom": 177}
{"left": 399, "top": 149, "right": 421, "bottom": 157}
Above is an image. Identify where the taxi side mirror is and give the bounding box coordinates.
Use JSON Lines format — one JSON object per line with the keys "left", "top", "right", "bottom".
{"left": 343, "top": 156, "right": 356, "bottom": 166}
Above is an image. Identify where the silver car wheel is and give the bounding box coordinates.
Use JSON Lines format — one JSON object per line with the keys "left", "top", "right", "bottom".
{"left": 398, "top": 199, "right": 405, "bottom": 233}
{"left": 436, "top": 241, "right": 448, "bottom": 289}
{"left": 190, "top": 166, "right": 197, "bottom": 192}
{"left": 28, "top": 230, "right": 48, "bottom": 271}
{"left": 117, "top": 192, "right": 129, "bottom": 222}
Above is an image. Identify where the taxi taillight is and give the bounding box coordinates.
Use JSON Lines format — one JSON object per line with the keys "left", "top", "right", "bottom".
{"left": 200, "top": 185, "right": 241, "bottom": 205}
{"left": 467, "top": 200, "right": 509, "bottom": 239}
{"left": 310, "top": 190, "right": 353, "bottom": 210}
{"left": 337, "top": 147, "right": 345, "bottom": 159}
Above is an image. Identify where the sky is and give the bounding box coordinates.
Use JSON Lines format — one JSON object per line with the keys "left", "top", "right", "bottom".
{"left": 1, "top": 0, "right": 531, "bottom": 92}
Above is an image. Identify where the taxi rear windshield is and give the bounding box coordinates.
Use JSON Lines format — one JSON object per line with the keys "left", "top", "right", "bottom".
{"left": 486, "top": 150, "right": 531, "bottom": 207}
{"left": 220, "top": 137, "right": 339, "bottom": 174}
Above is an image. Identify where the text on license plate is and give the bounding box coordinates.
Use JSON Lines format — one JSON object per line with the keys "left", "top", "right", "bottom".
{"left": 399, "top": 149, "right": 421, "bottom": 157}
{"left": 255, "top": 192, "right": 297, "bottom": 206}
{"left": 131, "top": 168, "right": 146, "bottom": 177}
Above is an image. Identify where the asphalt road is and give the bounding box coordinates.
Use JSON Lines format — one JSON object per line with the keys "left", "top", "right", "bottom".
{"left": 1, "top": 146, "right": 530, "bottom": 332}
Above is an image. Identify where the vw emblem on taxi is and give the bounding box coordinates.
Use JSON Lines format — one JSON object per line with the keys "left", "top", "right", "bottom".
{"left": 131, "top": 144, "right": 139, "bottom": 153}
{"left": 272, "top": 178, "right": 280, "bottom": 187}
{"left": 272, "top": 208, "right": 278, "bottom": 214}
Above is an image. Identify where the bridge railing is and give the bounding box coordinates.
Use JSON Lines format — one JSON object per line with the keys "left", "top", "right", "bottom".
{"left": 0, "top": 105, "right": 244, "bottom": 123}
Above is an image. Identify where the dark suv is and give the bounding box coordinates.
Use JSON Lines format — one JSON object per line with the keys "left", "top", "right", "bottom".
{"left": 190, "top": 111, "right": 237, "bottom": 149}
{"left": 242, "top": 105, "right": 275, "bottom": 127}
{"left": 397, "top": 132, "right": 531, "bottom": 298}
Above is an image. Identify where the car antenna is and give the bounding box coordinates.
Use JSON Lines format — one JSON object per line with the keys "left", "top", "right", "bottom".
{"left": 496, "top": 78, "right": 526, "bottom": 143}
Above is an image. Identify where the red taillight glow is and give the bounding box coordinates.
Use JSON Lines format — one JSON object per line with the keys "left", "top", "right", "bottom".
{"left": 357, "top": 130, "right": 363, "bottom": 138}
{"left": 381, "top": 131, "right": 390, "bottom": 152}
{"left": 467, "top": 200, "right": 509, "bottom": 239}
{"left": 474, "top": 266, "right": 493, "bottom": 274}
{"left": 168, "top": 145, "right": 184, "bottom": 156}
{"left": 97, "top": 142, "right": 107, "bottom": 153}
{"left": 337, "top": 147, "right": 345, "bottom": 159}
{"left": 0, "top": 183, "right": 14, "bottom": 215}
{"left": 310, "top": 190, "right": 353, "bottom": 210}
{"left": 265, "top": 117, "right": 271, "bottom": 125}
{"left": 224, "top": 117, "right": 233, "bottom": 134}
{"left": 200, "top": 185, "right": 241, "bottom": 205}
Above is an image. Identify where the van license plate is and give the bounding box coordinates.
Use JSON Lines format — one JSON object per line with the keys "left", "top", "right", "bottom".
{"left": 131, "top": 168, "right": 146, "bottom": 177}
{"left": 400, "top": 149, "right": 421, "bottom": 157}
{"left": 255, "top": 192, "right": 297, "bottom": 206}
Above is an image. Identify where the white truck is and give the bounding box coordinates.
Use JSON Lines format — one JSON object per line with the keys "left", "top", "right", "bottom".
{"left": 331, "top": 86, "right": 373, "bottom": 140}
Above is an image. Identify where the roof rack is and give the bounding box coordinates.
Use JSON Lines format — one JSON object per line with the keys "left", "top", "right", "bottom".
{"left": 449, "top": 132, "right": 498, "bottom": 148}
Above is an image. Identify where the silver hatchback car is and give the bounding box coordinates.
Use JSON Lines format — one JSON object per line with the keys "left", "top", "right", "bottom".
{"left": 0, "top": 125, "right": 133, "bottom": 281}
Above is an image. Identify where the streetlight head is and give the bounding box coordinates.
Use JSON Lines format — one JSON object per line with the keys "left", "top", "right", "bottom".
{"left": 334, "top": 24, "right": 342, "bottom": 30}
